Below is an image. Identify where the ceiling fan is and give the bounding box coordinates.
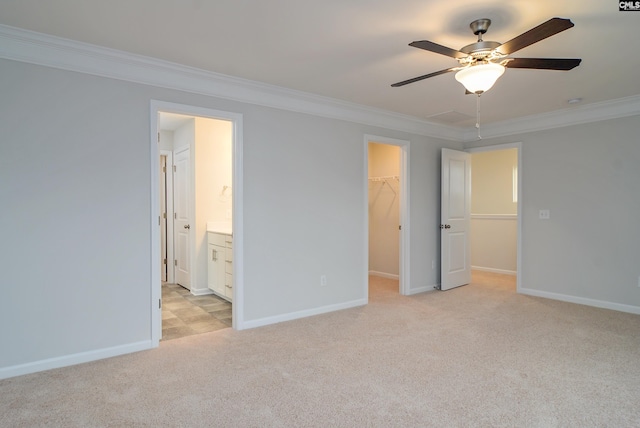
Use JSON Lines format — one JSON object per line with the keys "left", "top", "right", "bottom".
{"left": 391, "top": 17, "right": 582, "bottom": 94}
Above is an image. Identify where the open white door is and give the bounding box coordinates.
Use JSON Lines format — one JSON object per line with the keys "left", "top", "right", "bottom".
{"left": 441, "top": 148, "right": 471, "bottom": 290}
{"left": 174, "top": 147, "right": 191, "bottom": 289}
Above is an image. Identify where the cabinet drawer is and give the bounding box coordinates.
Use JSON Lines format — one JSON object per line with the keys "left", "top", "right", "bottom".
{"left": 207, "top": 232, "right": 226, "bottom": 246}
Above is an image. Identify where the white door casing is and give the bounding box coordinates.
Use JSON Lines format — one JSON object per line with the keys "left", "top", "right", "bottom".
{"left": 160, "top": 150, "right": 175, "bottom": 284}
{"left": 160, "top": 155, "right": 167, "bottom": 282}
{"left": 174, "top": 147, "right": 191, "bottom": 289}
{"left": 441, "top": 148, "right": 471, "bottom": 290}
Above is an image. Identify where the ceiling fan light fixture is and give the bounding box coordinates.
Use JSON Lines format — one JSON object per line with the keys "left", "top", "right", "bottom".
{"left": 455, "top": 63, "right": 505, "bottom": 94}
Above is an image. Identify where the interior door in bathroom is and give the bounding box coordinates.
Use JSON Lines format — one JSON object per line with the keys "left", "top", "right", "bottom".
{"left": 174, "top": 147, "right": 191, "bottom": 289}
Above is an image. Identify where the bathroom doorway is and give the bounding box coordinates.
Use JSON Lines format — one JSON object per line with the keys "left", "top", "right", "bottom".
{"left": 150, "top": 101, "right": 244, "bottom": 345}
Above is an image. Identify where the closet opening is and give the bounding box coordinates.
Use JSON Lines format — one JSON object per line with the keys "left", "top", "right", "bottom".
{"left": 365, "top": 135, "right": 410, "bottom": 299}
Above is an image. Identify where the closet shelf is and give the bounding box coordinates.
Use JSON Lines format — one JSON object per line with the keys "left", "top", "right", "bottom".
{"left": 368, "top": 175, "right": 399, "bottom": 182}
{"left": 368, "top": 175, "right": 399, "bottom": 196}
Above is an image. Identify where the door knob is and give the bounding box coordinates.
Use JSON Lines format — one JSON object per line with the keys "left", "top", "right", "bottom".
{"left": 184, "top": 224, "right": 190, "bottom": 229}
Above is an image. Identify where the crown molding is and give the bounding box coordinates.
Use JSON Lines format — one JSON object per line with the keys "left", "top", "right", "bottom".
{"left": 2, "top": 24, "right": 638, "bottom": 143}
{"left": 0, "top": 24, "right": 464, "bottom": 141}
{"left": 461, "top": 94, "right": 640, "bottom": 142}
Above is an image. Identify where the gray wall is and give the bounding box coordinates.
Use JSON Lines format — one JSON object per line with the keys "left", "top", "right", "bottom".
{"left": 0, "top": 58, "right": 458, "bottom": 372}
{"left": 465, "top": 116, "right": 640, "bottom": 307}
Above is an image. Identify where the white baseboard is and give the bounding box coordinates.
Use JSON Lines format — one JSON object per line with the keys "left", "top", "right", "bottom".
{"left": 0, "top": 340, "right": 154, "bottom": 380}
{"left": 240, "top": 298, "right": 367, "bottom": 330}
{"left": 471, "top": 266, "right": 517, "bottom": 276}
{"left": 368, "top": 271, "right": 399, "bottom": 280}
{"left": 519, "top": 287, "right": 640, "bottom": 315}
{"left": 191, "top": 288, "right": 214, "bottom": 296}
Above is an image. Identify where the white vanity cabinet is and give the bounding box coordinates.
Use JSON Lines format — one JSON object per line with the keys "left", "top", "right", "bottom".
{"left": 208, "top": 231, "right": 232, "bottom": 302}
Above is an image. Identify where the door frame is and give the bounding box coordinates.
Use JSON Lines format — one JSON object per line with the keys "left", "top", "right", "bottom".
{"left": 160, "top": 150, "right": 175, "bottom": 284}
{"left": 150, "top": 100, "right": 245, "bottom": 346}
{"left": 364, "top": 134, "right": 410, "bottom": 297}
{"left": 466, "top": 142, "right": 522, "bottom": 292}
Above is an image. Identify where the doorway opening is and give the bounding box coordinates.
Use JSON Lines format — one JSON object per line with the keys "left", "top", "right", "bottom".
{"left": 365, "top": 135, "right": 410, "bottom": 299}
{"left": 150, "top": 101, "right": 244, "bottom": 345}
{"left": 468, "top": 143, "right": 522, "bottom": 293}
{"left": 158, "top": 112, "right": 232, "bottom": 341}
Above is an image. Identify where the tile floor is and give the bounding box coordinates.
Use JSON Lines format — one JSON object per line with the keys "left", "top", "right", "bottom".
{"left": 161, "top": 283, "right": 231, "bottom": 341}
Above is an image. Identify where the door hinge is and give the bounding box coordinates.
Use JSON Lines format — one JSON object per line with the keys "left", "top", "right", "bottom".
{"left": 174, "top": 212, "right": 177, "bottom": 219}
{"left": 158, "top": 216, "right": 161, "bottom": 226}
{"left": 174, "top": 260, "right": 177, "bottom": 266}
{"left": 162, "top": 166, "right": 166, "bottom": 173}
{"left": 157, "top": 132, "right": 160, "bottom": 143}
{"left": 173, "top": 165, "right": 176, "bottom": 172}
{"left": 399, "top": 225, "right": 402, "bottom": 230}
{"left": 159, "top": 299, "right": 162, "bottom": 309}
{"left": 163, "top": 212, "right": 167, "bottom": 219}
{"left": 163, "top": 258, "right": 167, "bottom": 265}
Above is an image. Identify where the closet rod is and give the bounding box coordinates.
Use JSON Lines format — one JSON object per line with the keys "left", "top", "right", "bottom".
{"left": 368, "top": 175, "right": 399, "bottom": 182}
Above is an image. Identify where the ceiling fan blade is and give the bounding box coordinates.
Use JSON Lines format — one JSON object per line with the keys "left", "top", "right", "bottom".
{"left": 391, "top": 68, "right": 458, "bottom": 87}
{"left": 505, "top": 58, "right": 582, "bottom": 70}
{"left": 497, "top": 18, "right": 575, "bottom": 55}
{"left": 409, "top": 40, "right": 468, "bottom": 59}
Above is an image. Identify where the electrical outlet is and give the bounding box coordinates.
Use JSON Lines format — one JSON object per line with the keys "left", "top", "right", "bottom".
{"left": 539, "top": 209, "right": 550, "bottom": 220}
{"left": 320, "top": 275, "right": 327, "bottom": 287}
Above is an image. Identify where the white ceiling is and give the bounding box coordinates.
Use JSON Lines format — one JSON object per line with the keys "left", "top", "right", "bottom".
{"left": 159, "top": 113, "right": 194, "bottom": 132}
{"left": 1, "top": 0, "right": 638, "bottom": 127}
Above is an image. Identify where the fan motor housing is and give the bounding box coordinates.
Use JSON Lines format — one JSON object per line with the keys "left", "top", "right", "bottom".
{"left": 460, "top": 41, "right": 502, "bottom": 58}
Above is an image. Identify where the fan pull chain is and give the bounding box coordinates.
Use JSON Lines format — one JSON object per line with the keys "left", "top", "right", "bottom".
{"left": 476, "top": 93, "right": 482, "bottom": 140}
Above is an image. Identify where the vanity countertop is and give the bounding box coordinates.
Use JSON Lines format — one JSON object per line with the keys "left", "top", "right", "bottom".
{"left": 206, "top": 221, "right": 232, "bottom": 236}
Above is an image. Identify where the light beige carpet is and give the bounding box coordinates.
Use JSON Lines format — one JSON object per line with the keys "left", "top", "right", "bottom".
{"left": 2, "top": 272, "right": 639, "bottom": 427}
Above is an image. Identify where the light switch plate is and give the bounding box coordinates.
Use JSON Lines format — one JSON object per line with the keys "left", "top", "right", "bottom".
{"left": 539, "top": 209, "right": 550, "bottom": 220}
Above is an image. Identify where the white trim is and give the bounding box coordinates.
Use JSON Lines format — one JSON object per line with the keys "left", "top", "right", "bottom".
{"left": 150, "top": 101, "right": 245, "bottom": 341}
{"left": 241, "top": 299, "right": 367, "bottom": 330}
{"left": 461, "top": 95, "right": 640, "bottom": 142}
{"left": 471, "top": 266, "right": 517, "bottom": 276}
{"left": 159, "top": 150, "right": 175, "bottom": 284}
{"left": 369, "top": 271, "right": 399, "bottom": 280}
{"left": 190, "top": 288, "right": 215, "bottom": 296}
{"left": 467, "top": 142, "right": 523, "bottom": 294}
{"left": 0, "top": 341, "right": 152, "bottom": 381}
{"left": 471, "top": 214, "right": 517, "bottom": 220}
{"left": 520, "top": 287, "right": 640, "bottom": 316}
{"left": 364, "top": 135, "right": 411, "bottom": 297}
{"left": 2, "top": 24, "right": 637, "bottom": 142}
{"left": 0, "top": 24, "right": 460, "bottom": 141}
{"left": 466, "top": 142, "right": 520, "bottom": 153}
{"left": 150, "top": 108, "right": 161, "bottom": 345}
